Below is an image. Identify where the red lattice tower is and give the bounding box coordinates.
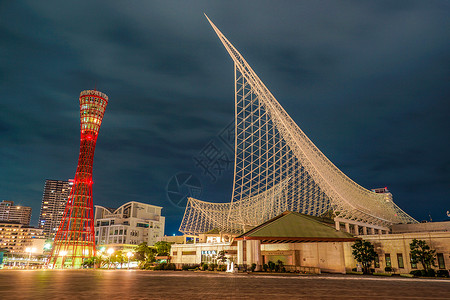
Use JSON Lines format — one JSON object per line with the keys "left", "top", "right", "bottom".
{"left": 48, "top": 90, "right": 108, "bottom": 268}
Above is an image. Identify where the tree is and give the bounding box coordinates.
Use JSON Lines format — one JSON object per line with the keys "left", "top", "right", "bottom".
{"left": 351, "top": 240, "right": 377, "bottom": 274}
{"left": 111, "top": 250, "right": 126, "bottom": 268}
{"left": 154, "top": 241, "right": 171, "bottom": 256}
{"left": 217, "top": 250, "right": 227, "bottom": 264}
{"left": 82, "top": 255, "right": 106, "bottom": 269}
{"left": 410, "top": 239, "right": 436, "bottom": 272}
{"left": 135, "top": 242, "right": 157, "bottom": 269}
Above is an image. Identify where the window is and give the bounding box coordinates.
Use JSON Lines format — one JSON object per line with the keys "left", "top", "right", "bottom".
{"left": 437, "top": 253, "right": 446, "bottom": 269}
{"left": 410, "top": 254, "right": 417, "bottom": 269}
{"left": 374, "top": 255, "right": 380, "bottom": 268}
{"left": 385, "top": 254, "right": 391, "bottom": 268}
{"left": 397, "top": 254, "right": 404, "bottom": 268}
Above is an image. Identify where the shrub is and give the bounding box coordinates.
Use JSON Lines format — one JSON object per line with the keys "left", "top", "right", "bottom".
{"left": 217, "top": 264, "right": 227, "bottom": 271}
{"left": 426, "top": 269, "right": 436, "bottom": 277}
{"left": 410, "top": 269, "right": 437, "bottom": 277}
{"left": 208, "top": 263, "right": 218, "bottom": 271}
{"left": 153, "top": 263, "right": 175, "bottom": 270}
{"left": 153, "top": 263, "right": 166, "bottom": 270}
{"left": 201, "top": 263, "right": 208, "bottom": 271}
{"left": 263, "top": 264, "right": 268, "bottom": 272}
{"left": 182, "top": 264, "right": 199, "bottom": 271}
{"left": 373, "top": 272, "right": 392, "bottom": 276}
{"left": 251, "top": 263, "right": 256, "bottom": 272}
{"left": 275, "top": 260, "right": 284, "bottom": 273}
{"left": 410, "top": 270, "right": 422, "bottom": 277}
{"left": 267, "top": 261, "right": 275, "bottom": 272}
{"left": 436, "top": 270, "right": 449, "bottom": 278}
{"left": 384, "top": 267, "right": 392, "bottom": 272}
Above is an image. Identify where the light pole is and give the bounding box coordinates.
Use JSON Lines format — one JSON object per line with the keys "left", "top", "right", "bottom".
{"left": 107, "top": 248, "right": 114, "bottom": 269}
{"left": 127, "top": 252, "right": 133, "bottom": 270}
{"left": 25, "top": 247, "right": 36, "bottom": 269}
{"left": 60, "top": 250, "right": 67, "bottom": 269}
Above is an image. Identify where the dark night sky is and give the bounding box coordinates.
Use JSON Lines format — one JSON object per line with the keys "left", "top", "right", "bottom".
{"left": 1, "top": 1, "right": 449, "bottom": 235}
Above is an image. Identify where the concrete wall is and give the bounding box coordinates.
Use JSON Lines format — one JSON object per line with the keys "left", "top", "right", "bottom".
{"left": 261, "top": 242, "right": 348, "bottom": 273}
{"left": 392, "top": 221, "right": 450, "bottom": 234}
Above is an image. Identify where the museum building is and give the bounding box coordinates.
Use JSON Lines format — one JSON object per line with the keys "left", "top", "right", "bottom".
{"left": 170, "top": 212, "right": 450, "bottom": 274}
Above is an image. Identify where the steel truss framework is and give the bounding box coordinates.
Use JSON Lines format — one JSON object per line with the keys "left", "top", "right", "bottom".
{"left": 48, "top": 90, "right": 108, "bottom": 268}
{"left": 180, "top": 16, "right": 417, "bottom": 235}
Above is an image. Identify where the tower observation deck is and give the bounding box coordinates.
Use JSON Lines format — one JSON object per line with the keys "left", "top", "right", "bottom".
{"left": 48, "top": 90, "right": 108, "bottom": 268}
{"left": 179, "top": 16, "right": 417, "bottom": 235}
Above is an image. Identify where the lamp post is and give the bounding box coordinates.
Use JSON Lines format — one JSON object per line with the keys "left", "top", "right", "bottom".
{"left": 25, "top": 247, "right": 36, "bottom": 269}
{"left": 127, "top": 252, "right": 133, "bottom": 270}
{"left": 60, "top": 250, "right": 67, "bottom": 269}
{"left": 107, "top": 248, "right": 114, "bottom": 269}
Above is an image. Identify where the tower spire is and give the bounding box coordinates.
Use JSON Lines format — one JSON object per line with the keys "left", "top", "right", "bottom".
{"left": 47, "top": 90, "right": 109, "bottom": 268}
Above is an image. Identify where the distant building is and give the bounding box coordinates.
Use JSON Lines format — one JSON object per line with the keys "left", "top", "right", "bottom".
{"left": 38, "top": 179, "right": 73, "bottom": 239}
{"left": 0, "top": 200, "right": 32, "bottom": 225}
{"left": 94, "top": 201, "right": 165, "bottom": 247}
{"left": 371, "top": 187, "right": 393, "bottom": 202}
{"left": 0, "top": 221, "right": 46, "bottom": 255}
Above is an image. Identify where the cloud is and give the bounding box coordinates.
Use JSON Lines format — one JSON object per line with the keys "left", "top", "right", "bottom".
{"left": 0, "top": 1, "right": 449, "bottom": 234}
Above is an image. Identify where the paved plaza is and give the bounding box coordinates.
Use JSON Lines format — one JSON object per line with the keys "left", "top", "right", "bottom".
{"left": 0, "top": 270, "right": 448, "bottom": 299}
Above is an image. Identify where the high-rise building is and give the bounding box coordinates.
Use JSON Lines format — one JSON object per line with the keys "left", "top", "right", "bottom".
{"left": 48, "top": 90, "right": 108, "bottom": 269}
{"left": 0, "top": 200, "right": 32, "bottom": 226}
{"left": 38, "top": 179, "right": 73, "bottom": 239}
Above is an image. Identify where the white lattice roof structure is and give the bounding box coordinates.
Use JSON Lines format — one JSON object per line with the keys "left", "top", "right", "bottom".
{"left": 179, "top": 15, "right": 417, "bottom": 235}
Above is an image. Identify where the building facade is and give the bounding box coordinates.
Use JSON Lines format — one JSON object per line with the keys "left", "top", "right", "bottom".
{"left": 171, "top": 213, "right": 450, "bottom": 274}
{"left": 354, "top": 221, "right": 450, "bottom": 274}
{"left": 0, "top": 200, "right": 32, "bottom": 226}
{"left": 0, "top": 221, "right": 46, "bottom": 255}
{"left": 94, "top": 201, "right": 165, "bottom": 247}
{"left": 38, "top": 179, "right": 73, "bottom": 239}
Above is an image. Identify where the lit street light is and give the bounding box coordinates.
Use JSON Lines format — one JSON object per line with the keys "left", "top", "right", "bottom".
{"left": 127, "top": 252, "right": 133, "bottom": 270}
{"left": 60, "top": 250, "right": 68, "bottom": 269}
{"left": 25, "top": 247, "right": 36, "bottom": 269}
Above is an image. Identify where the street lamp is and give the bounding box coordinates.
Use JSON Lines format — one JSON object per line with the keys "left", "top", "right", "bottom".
{"left": 60, "top": 250, "right": 68, "bottom": 269}
{"left": 25, "top": 247, "right": 36, "bottom": 269}
{"left": 127, "top": 252, "right": 133, "bottom": 270}
{"left": 107, "top": 248, "right": 114, "bottom": 269}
